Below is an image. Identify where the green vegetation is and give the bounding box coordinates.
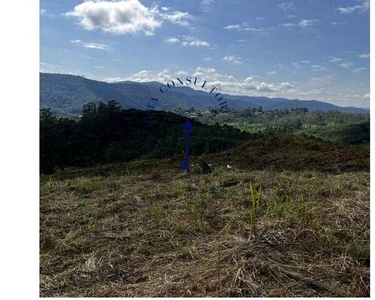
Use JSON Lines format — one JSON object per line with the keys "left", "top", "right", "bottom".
{"left": 179, "top": 107, "right": 369, "bottom": 144}
{"left": 41, "top": 102, "right": 369, "bottom": 175}
{"left": 40, "top": 101, "right": 254, "bottom": 174}
{"left": 248, "top": 183, "right": 262, "bottom": 233}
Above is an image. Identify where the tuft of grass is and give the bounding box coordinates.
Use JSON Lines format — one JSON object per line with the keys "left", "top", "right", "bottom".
{"left": 152, "top": 205, "right": 164, "bottom": 229}
{"left": 198, "top": 220, "right": 211, "bottom": 233}
{"left": 176, "top": 245, "right": 196, "bottom": 260}
{"left": 248, "top": 182, "right": 262, "bottom": 233}
{"left": 346, "top": 244, "right": 370, "bottom": 265}
{"left": 69, "top": 177, "right": 105, "bottom": 194}
{"left": 138, "top": 241, "right": 153, "bottom": 255}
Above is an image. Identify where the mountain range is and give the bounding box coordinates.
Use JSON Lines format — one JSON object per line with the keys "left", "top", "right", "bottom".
{"left": 40, "top": 73, "right": 369, "bottom": 114}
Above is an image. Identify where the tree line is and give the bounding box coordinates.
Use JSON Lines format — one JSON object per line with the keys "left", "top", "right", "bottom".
{"left": 40, "top": 101, "right": 255, "bottom": 174}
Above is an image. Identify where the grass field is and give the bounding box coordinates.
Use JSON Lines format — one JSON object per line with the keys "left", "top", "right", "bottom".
{"left": 40, "top": 139, "right": 370, "bottom": 297}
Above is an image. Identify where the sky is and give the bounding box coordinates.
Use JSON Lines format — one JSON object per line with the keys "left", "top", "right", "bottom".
{"left": 40, "top": 0, "right": 370, "bottom": 108}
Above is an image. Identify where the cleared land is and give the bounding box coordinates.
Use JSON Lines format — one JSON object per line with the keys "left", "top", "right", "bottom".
{"left": 40, "top": 140, "right": 370, "bottom": 297}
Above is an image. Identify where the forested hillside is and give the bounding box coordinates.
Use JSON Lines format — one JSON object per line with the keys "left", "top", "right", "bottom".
{"left": 40, "top": 73, "right": 369, "bottom": 114}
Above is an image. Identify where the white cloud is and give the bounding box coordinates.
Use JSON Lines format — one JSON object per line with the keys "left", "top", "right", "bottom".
{"left": 83, "top": 43, "right": 110, "bottom": 50}
{"left": 115, "top": 67, "right": 296, "bottom": 96}
{"left": 70, "top": 40, "right": 110, "bottom": 50}
{"left": 338, "top": 0, "right": 369, "bottom": 14}
{"left": 311, "top": 64, "right": 327, "bottom": 72}
{"left": 160, "top": 10, "right": 191, "bottom": 26}
{"left": 104, "top": 77, "right": 128, "bottom": 83}
{"left": 279, "top": 82, "right": 294, "bottom": 89}
{"left": 257, "top": 82, "right": 276, "bottom": 92}
{"left": 339, "top": 62, "right": 353, "bottom": 68}
{"left": 299, "top": 19, "right": 318, "bottom": 28}
{"left": 65, "top": 0, "right": 161, "bottom": 35}
{"left": 110, "top": 69, "right": 168, "bottom": 83}
{"left": 223, "top": 55, "right": 242, "bottom": 65}
{"left": 351, "top": 67, "right": 366, "bottom": 73}
{"left": 176, "top": 70, "right": 188, "bottom": 76}
{"left": 223, "top": 24, "right": 241, "bottom": 30}
{"left": 292, "top": 61, "right": 312, "bottom": 68}
{"left": 330, "top": 56, "right": 342, "bottom": 63}
{"left": 135, "top": 70, "right": 154, "bottom": 77}
{"left": 193, "top": 67, "right": 216, "bottom": 77}
{"left": 41, "top": 8, "right": 55, "bottom": 17}
{"left": 267, "top": 71, "right": 277, "bottom": 75}
{"left": 364, "top": 93, "right": 370, "bottom": 98}
{"left": 201, "top": 0, "right": 214, "bottom": 12}
{"left": 291, "top": 62, "right": 301, "bottom": 68}
{"left": 331, "top": 21, "right": 346, "bottom": 26}
{"left": 164, "top": 37, "right": 180, "bottom": 44}
{"left": 187, "top": 40, "right": 210, "bottom": 47}
{"left": 280, "top": 23, "right": 297, "bottom": 29}
{"left": 40, "top": 62, "right": 62, "bottom": 69}
{"left": 165, "top": 36, "right": 210, "bottom": 47}
{"left": 277, "top": 2, "right": 294, "bottom": 12}
{"left": 223, "top": 23, "right": 276, "bottom": 34}
{"left": 359, "top": 53, "right": 370, "bottom": 58}
{"left": 65, "top": 0, "right": 191, "bottom": 35}
{"left": 243, "top": 27, "right": 272, "bottom": 33}
{"left": 280, "top": 20, "right": 318, "bottom": 29}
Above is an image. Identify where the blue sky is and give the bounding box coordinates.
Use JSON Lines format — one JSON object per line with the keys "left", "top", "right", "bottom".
{"left": 40, "top": 0, "right": 370, "bottom": 108}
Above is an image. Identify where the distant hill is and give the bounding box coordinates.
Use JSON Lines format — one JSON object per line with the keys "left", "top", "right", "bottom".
{"left": 40, "top": 73, "right": 369, "bottom": 114}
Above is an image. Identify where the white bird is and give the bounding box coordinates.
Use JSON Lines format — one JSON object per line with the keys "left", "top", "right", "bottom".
{"left": 226, "top": 164, "right": 233, "bottom": 170}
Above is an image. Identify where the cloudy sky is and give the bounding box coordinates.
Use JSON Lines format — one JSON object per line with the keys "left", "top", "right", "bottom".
{"left": 40, "top": 0, "right": 370, "bottom": 108}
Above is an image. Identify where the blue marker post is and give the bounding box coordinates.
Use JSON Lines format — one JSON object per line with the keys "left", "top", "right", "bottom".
{"left": 180, "top": 121, "right": 194, "bottom": 172}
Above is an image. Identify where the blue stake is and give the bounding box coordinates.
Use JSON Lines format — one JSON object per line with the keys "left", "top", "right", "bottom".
{"left": 181, "top": 121, "right": 194, "bottom": 172}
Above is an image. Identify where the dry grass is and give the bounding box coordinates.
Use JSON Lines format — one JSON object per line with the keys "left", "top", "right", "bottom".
{"left": 40, "top": 159, "right": 369, "bottom": 297}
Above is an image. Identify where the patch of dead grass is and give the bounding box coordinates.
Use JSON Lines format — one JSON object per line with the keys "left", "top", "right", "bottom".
{"left": 40, "top": 164, "right": 370, "bottom": 297}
